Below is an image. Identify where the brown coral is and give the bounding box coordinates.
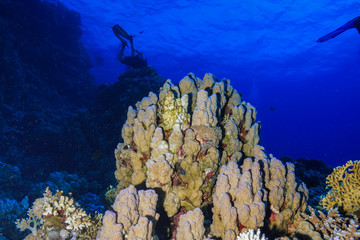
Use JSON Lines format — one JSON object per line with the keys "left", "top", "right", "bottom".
{"left": 210, "top": 157, "right": 308, "bottom": 239}
{"left": 96, "top": 185, "right": 159, "bottom": 240}
{"left": 110, "top": 73, "right": 310, "bottom": 239}
{"left": 113, "top": 73, "right": 262, "bottom": 219}
{"left": 297, "top": 206, "right": 360, "bottom": 240}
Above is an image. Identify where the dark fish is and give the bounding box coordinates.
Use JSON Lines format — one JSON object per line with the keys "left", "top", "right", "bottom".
{"left": 317, "top": 16, "right": 360, "bottom": 42}
{"left": 269, "top": 107, "right": 275, "bottom": 111}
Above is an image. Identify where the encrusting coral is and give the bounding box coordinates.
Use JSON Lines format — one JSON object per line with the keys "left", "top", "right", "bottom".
{"left": 111, "top": 73, "right": 309, "bottom": 239}
{"left": 320, "top": 160, "right": 360, "bottom": 217}
{"left": 15, "top": 187, "right": 101, "bottom": 239}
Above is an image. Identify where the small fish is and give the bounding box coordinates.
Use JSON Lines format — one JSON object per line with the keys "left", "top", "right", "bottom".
{"left": 180, "top": 167, "right": 186, "bottom": 175}
{"left": 317, "top": 16, "right": 360, "bottom": 42}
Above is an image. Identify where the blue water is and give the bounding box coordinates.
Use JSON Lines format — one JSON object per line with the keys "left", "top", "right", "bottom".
{"left": 52, "top": 0, "right": 360, "bottom": 167}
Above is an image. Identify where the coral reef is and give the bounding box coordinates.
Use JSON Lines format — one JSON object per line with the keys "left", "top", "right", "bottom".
{"left": 114, "top": 73, "right": 262, "bottom": 218}
{"left": 320, "top": 160, "right": 360, "bottom": 217}
{"left": 175, "top": 208, "right": 205, "bottom": 240}
{"left": 0, "top": 0, "right": 166, "bottom": 238}
{"left": 0, "top": 161, "right": 23, "bottom": 199}
{"left": 0, "top": 1, "right": 164, "bottom": 236}
{"left": 279, "top": 157, "right": 332, "bottom": 209}
{"left": 237, "top": 229, "right": 268, "bottom": 240}
{"left": 111, "top": 73, "right": 309, "bottom": 239}
{"left": 296, "top": 206, "right": 360, "bottom": 240}
{"left": 15, "top": 187, "right": 101, "bottom": 239}
{"left": 90, "top": 66, "right": 164, "bottom": 160}
{"left": 0, "top": 197, "right": 29, "bottom": 239}
{"left": 96, "top": 185, "right": 159, "bottom": 240}
{"left": 0, "top": 0, "right": 95, "bottom": 178}
{"left": 210, "top": 158, "right": 308, "bottom": 239}
{"left": 31, "top": 172, "right": 90, "bottom": 198}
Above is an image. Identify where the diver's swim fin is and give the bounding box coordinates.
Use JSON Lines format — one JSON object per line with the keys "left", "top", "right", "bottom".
{"left": 112, "top": 24, "right": 133, "bottom": 42}
{"left": 317, "top": 16, "right": 360, "bottom": 42}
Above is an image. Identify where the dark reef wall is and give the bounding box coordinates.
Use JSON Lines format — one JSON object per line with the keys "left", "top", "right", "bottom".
{"left": 0, "top": 0, "right": 165, "bottom": 194}
{"left": 0, "top": 0, "right": 95, "bottom": 178}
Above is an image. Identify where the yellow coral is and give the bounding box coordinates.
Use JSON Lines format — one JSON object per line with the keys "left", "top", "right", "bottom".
{"left": 320, "top": 160, "right": 360, "bottom": 216}
{"left": 16, "top": 187, "right": 98, "bottom": 239}
{"left": 158, "top": 91, "right": 190, "bottom": 131}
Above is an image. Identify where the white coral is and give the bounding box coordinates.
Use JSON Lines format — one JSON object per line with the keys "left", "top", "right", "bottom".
{"left": 237, "top": 229, "right": 267, "bottom": 240}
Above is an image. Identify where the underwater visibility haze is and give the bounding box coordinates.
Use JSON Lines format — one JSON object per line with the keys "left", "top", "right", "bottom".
{"left": 53, "top": 0, "right": 360, "bottom": 167}
{"left": 1, "top": 0, "right": 360, "bottom": 239}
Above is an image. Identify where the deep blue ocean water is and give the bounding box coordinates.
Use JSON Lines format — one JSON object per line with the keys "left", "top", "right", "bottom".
{"left": 52, "top": 0, "right": 360, "bottom": 167}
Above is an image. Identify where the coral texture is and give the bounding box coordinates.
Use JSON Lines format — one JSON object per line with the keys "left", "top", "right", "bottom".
{"left": 297, "top": 206, "right": 360, "bottom": 240}
{"left": 111, "top": 73, "right": 309, "bottom": 239}
{"left": 210, "top": 157, "right": 308, "bottom": 239}
{"left": 15, "top": 187, "right": 99, "bottom": 239}
{"left": 237, "top": 229, "right": 268, "bottom": 240}
{"left": 114, "top": 73, "right": 261, "bottom": 218}
{"left": 175, "top": 208, "right": 205, "bottom": 240}
{"left": 320, "top": 160, "right": 360, "bottom": 217}
{"left": 96, "top": 185, "right": 159, "bottom": 240}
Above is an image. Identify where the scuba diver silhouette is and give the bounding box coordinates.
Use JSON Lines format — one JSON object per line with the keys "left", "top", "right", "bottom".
{"left": 112, "top": 24, "right": 147, "bottom": 69}
{"left": 317, "top": 16, "right": 360, "bottom": 42}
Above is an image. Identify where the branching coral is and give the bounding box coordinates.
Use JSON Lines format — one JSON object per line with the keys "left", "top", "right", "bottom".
{"left": 297, "top": 206, "right": 360, "bottom": 240}
{"left": 237, "top": 229, "right": 268, "bottom": 240}
{"left": 15, "top": 208, "right": 42, "bottom": 236}
{"left": 15, "top": 187, "right": 101, "bottom": 239}
{"left": 320, "top": 160, "right": 360, "bottom": 217}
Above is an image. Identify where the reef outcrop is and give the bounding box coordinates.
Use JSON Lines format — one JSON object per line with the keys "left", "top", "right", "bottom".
{"left": 114, "top": 73, "right": 262, "bottom": 215}
{"left": 108, "top": 73, "right": 309, "bottom": 239}
{"left": 0, "top": 0, "right": 95, "bottom": 178}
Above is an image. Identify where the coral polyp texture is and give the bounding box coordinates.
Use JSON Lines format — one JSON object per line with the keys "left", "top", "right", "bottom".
{"left": 110, "top": 73, "right": 309, "bottom": 239}
{"left": 320, "top": 160, "right": 360, "bottom": 217}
